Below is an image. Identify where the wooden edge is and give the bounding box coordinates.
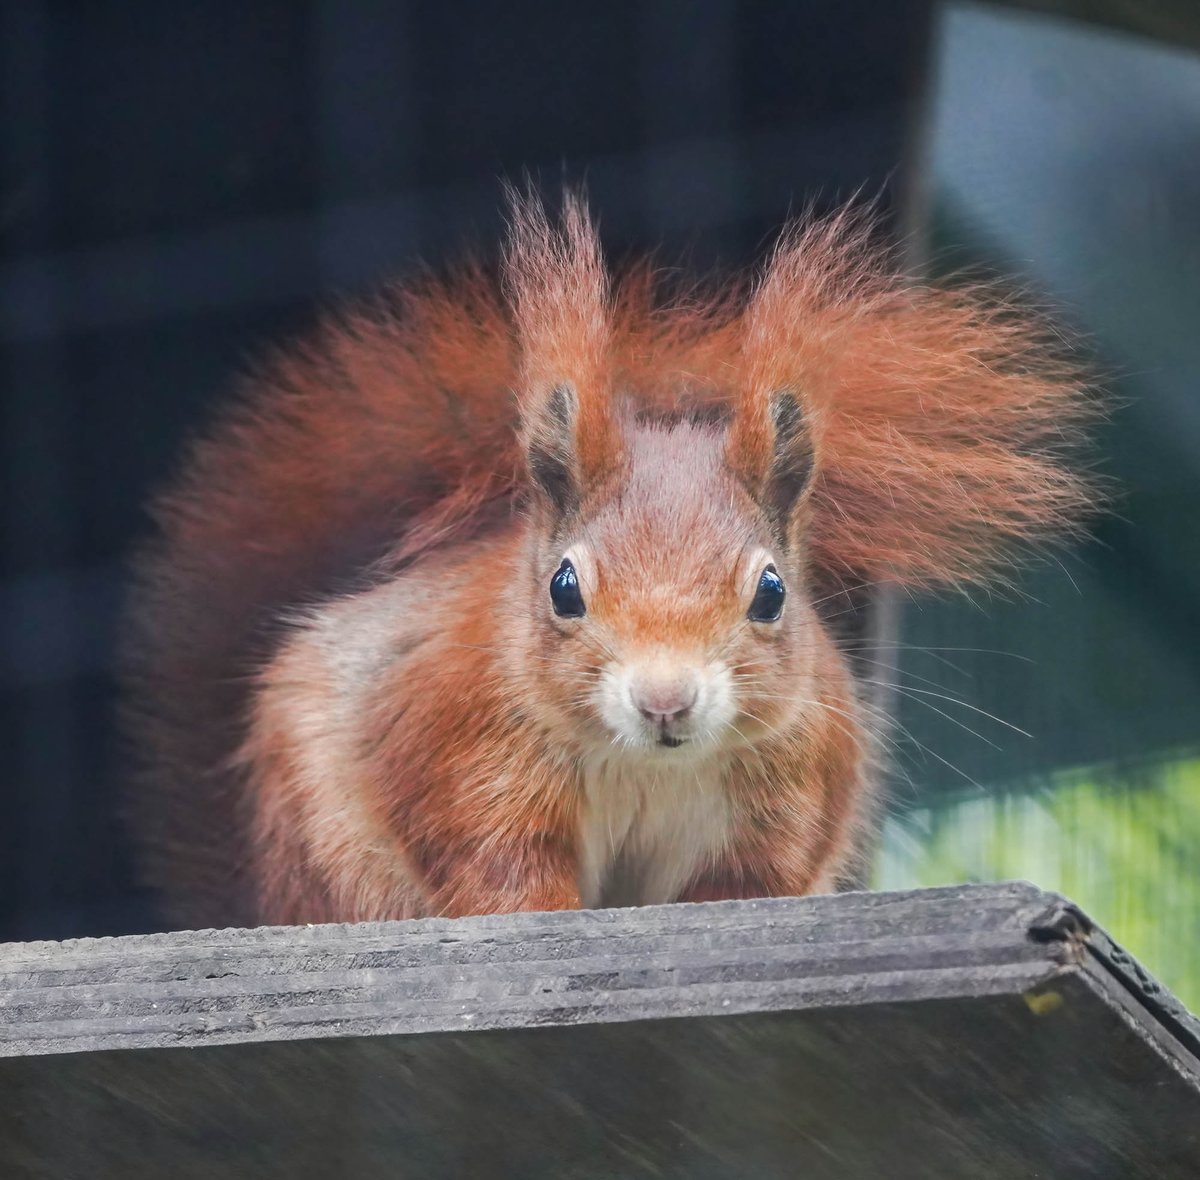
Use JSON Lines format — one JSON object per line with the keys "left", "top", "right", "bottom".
{"left": 1027, "top": 893, "right": 1200, "bottom": 1083}
{"left": 1, "top": 881, "right": 1195, "bottom": 1066}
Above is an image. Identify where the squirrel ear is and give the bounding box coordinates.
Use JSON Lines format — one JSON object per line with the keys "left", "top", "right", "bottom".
{"left": 726, "top": 387, "right": 816, "bottom": 544}
{"left": 524, "top": 382, "right": 581, "bottom": 514}
{"left": 505, "top": 186, "right": 623, "bottom": 508}
{"left": 763, "top": 390, "right": 816, "bottom": 525}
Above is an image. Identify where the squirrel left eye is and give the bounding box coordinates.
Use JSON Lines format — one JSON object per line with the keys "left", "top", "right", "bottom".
{"left": 549, "top": 558, "right": 586, "bottom": 618}
{"left": 748, "top": 564, "right": 785, "bottom": 622}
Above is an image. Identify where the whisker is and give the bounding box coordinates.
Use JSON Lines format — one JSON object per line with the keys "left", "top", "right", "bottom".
{"left": 883, "top": 684, "right": 1003, "bottom": 751}
{"left": 887, "top": 685, "right": 1032, "bottom": 738}
{"left": 838, "top": 654, "right": 970, "bottom": 693}
{"left": 831, "top": 642, "right": 1034, "bottom": 661}
{"left": 807, "top": 579, "right": 893, "bottom": 609}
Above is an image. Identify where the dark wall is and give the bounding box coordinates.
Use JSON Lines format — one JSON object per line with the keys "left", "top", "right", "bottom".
{"left": 0, "top": 1, "right": 931, "bottom": 939}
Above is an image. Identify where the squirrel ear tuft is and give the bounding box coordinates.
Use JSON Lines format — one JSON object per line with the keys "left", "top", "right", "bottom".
{"left": 726, "top": 386, "right": 816, "bottom": 546}
{"left": 505, "top": 186, "right": 623, "bottom": 504}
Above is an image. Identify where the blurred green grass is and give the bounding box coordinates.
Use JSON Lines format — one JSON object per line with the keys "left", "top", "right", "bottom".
{"left": 874, "top": 752, "right": 1200, "bottom": 1012}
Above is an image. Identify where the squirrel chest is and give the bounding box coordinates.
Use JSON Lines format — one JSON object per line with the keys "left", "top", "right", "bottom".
{"left": 576, "top": 754, "right": 733, "bottom": 908}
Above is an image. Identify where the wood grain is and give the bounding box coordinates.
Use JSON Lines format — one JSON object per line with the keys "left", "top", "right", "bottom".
{"left": 1, "top": 882, "right": 1197, "bottom": 1178}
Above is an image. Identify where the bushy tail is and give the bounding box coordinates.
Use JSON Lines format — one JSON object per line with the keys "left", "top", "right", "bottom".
{"left": 122, "top": 271, "right": 524, "bottom": 926}
{"left": 745, "top": 207, "right": 1099, "bottom": 589}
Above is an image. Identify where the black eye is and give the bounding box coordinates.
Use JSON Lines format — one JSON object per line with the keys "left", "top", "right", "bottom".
{"left": 550, "top": 558, "right": 586, "bottom": 618}
{"left": 748, "top": 564, "right": 785, "bottom": 622}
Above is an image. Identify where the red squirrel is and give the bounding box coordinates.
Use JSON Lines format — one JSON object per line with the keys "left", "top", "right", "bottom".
{"left": 123, "top": 192, "right": 1095, "bottom": 929}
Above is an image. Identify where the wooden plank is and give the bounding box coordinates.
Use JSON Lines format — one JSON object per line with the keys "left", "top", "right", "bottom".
{"left": 1, "top": 882, "right": 1197, "bottom": 1178}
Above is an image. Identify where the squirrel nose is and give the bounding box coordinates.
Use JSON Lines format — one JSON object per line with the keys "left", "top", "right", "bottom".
{"left": 630, "top": 676, "right": 699, "bottom": 725}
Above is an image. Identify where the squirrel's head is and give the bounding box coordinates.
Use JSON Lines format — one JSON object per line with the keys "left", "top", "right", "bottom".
{"left": 518, "top": 390, "right": 821, "bottom": 757}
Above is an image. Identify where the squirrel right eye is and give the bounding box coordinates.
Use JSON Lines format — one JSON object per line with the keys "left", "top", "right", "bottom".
{"left": 549, "top": 558, "right": 586, "bottom": 618}
{"left": 748, "top": 564, "right": 786, "bottom": 623}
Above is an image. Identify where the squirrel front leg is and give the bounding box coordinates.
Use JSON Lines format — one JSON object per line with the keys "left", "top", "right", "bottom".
{"left": 389, "top": 762, "right": 584, "bottom": 918}
{"left": 679, "top": 720, "right": 865, "bottom": 903}
{"left": 678, "top": 804, "right": 855, "bottom": 903}
{"left": 412, "top": 824, "right": 583, "bottom": 918}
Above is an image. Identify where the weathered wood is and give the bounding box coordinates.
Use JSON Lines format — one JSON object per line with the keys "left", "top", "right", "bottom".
{"left": 1, "top": 882, "right": 1197, "bottom": 1178}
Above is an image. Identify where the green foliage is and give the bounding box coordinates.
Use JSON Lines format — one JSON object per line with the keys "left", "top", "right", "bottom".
{"left": 874, "top": 753, "right": 1200, "bottom": 1012}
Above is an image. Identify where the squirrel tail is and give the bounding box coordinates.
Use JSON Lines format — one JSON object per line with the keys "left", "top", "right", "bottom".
{"left": 121, "top": 269, "right": 524, "bottom": 925}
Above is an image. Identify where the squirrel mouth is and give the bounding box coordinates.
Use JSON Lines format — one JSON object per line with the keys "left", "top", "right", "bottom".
{"left": 658, "top": 734, "right": 684, "bottom": 749}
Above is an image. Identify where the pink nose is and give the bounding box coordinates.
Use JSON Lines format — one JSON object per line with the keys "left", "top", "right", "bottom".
{"left": 631, "top": 677, "right": 698, "bottom": 724}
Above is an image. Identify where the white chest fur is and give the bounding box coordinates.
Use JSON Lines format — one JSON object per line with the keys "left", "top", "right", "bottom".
{"left": 576, "top": 753, "right": 733, "bottom": 908}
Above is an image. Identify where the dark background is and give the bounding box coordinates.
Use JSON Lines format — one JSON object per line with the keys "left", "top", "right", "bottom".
{"left": 1, "top": 0, "right": 930, "bottom": 940}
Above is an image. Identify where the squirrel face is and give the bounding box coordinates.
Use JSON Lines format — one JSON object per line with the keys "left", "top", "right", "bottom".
{"left": 521, "top": 414, "right": 819, "bottom": 760}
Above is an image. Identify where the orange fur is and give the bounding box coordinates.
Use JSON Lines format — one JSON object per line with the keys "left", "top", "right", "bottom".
{"left": 122, "top": 192, "right": 1096, "bottom": 929}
